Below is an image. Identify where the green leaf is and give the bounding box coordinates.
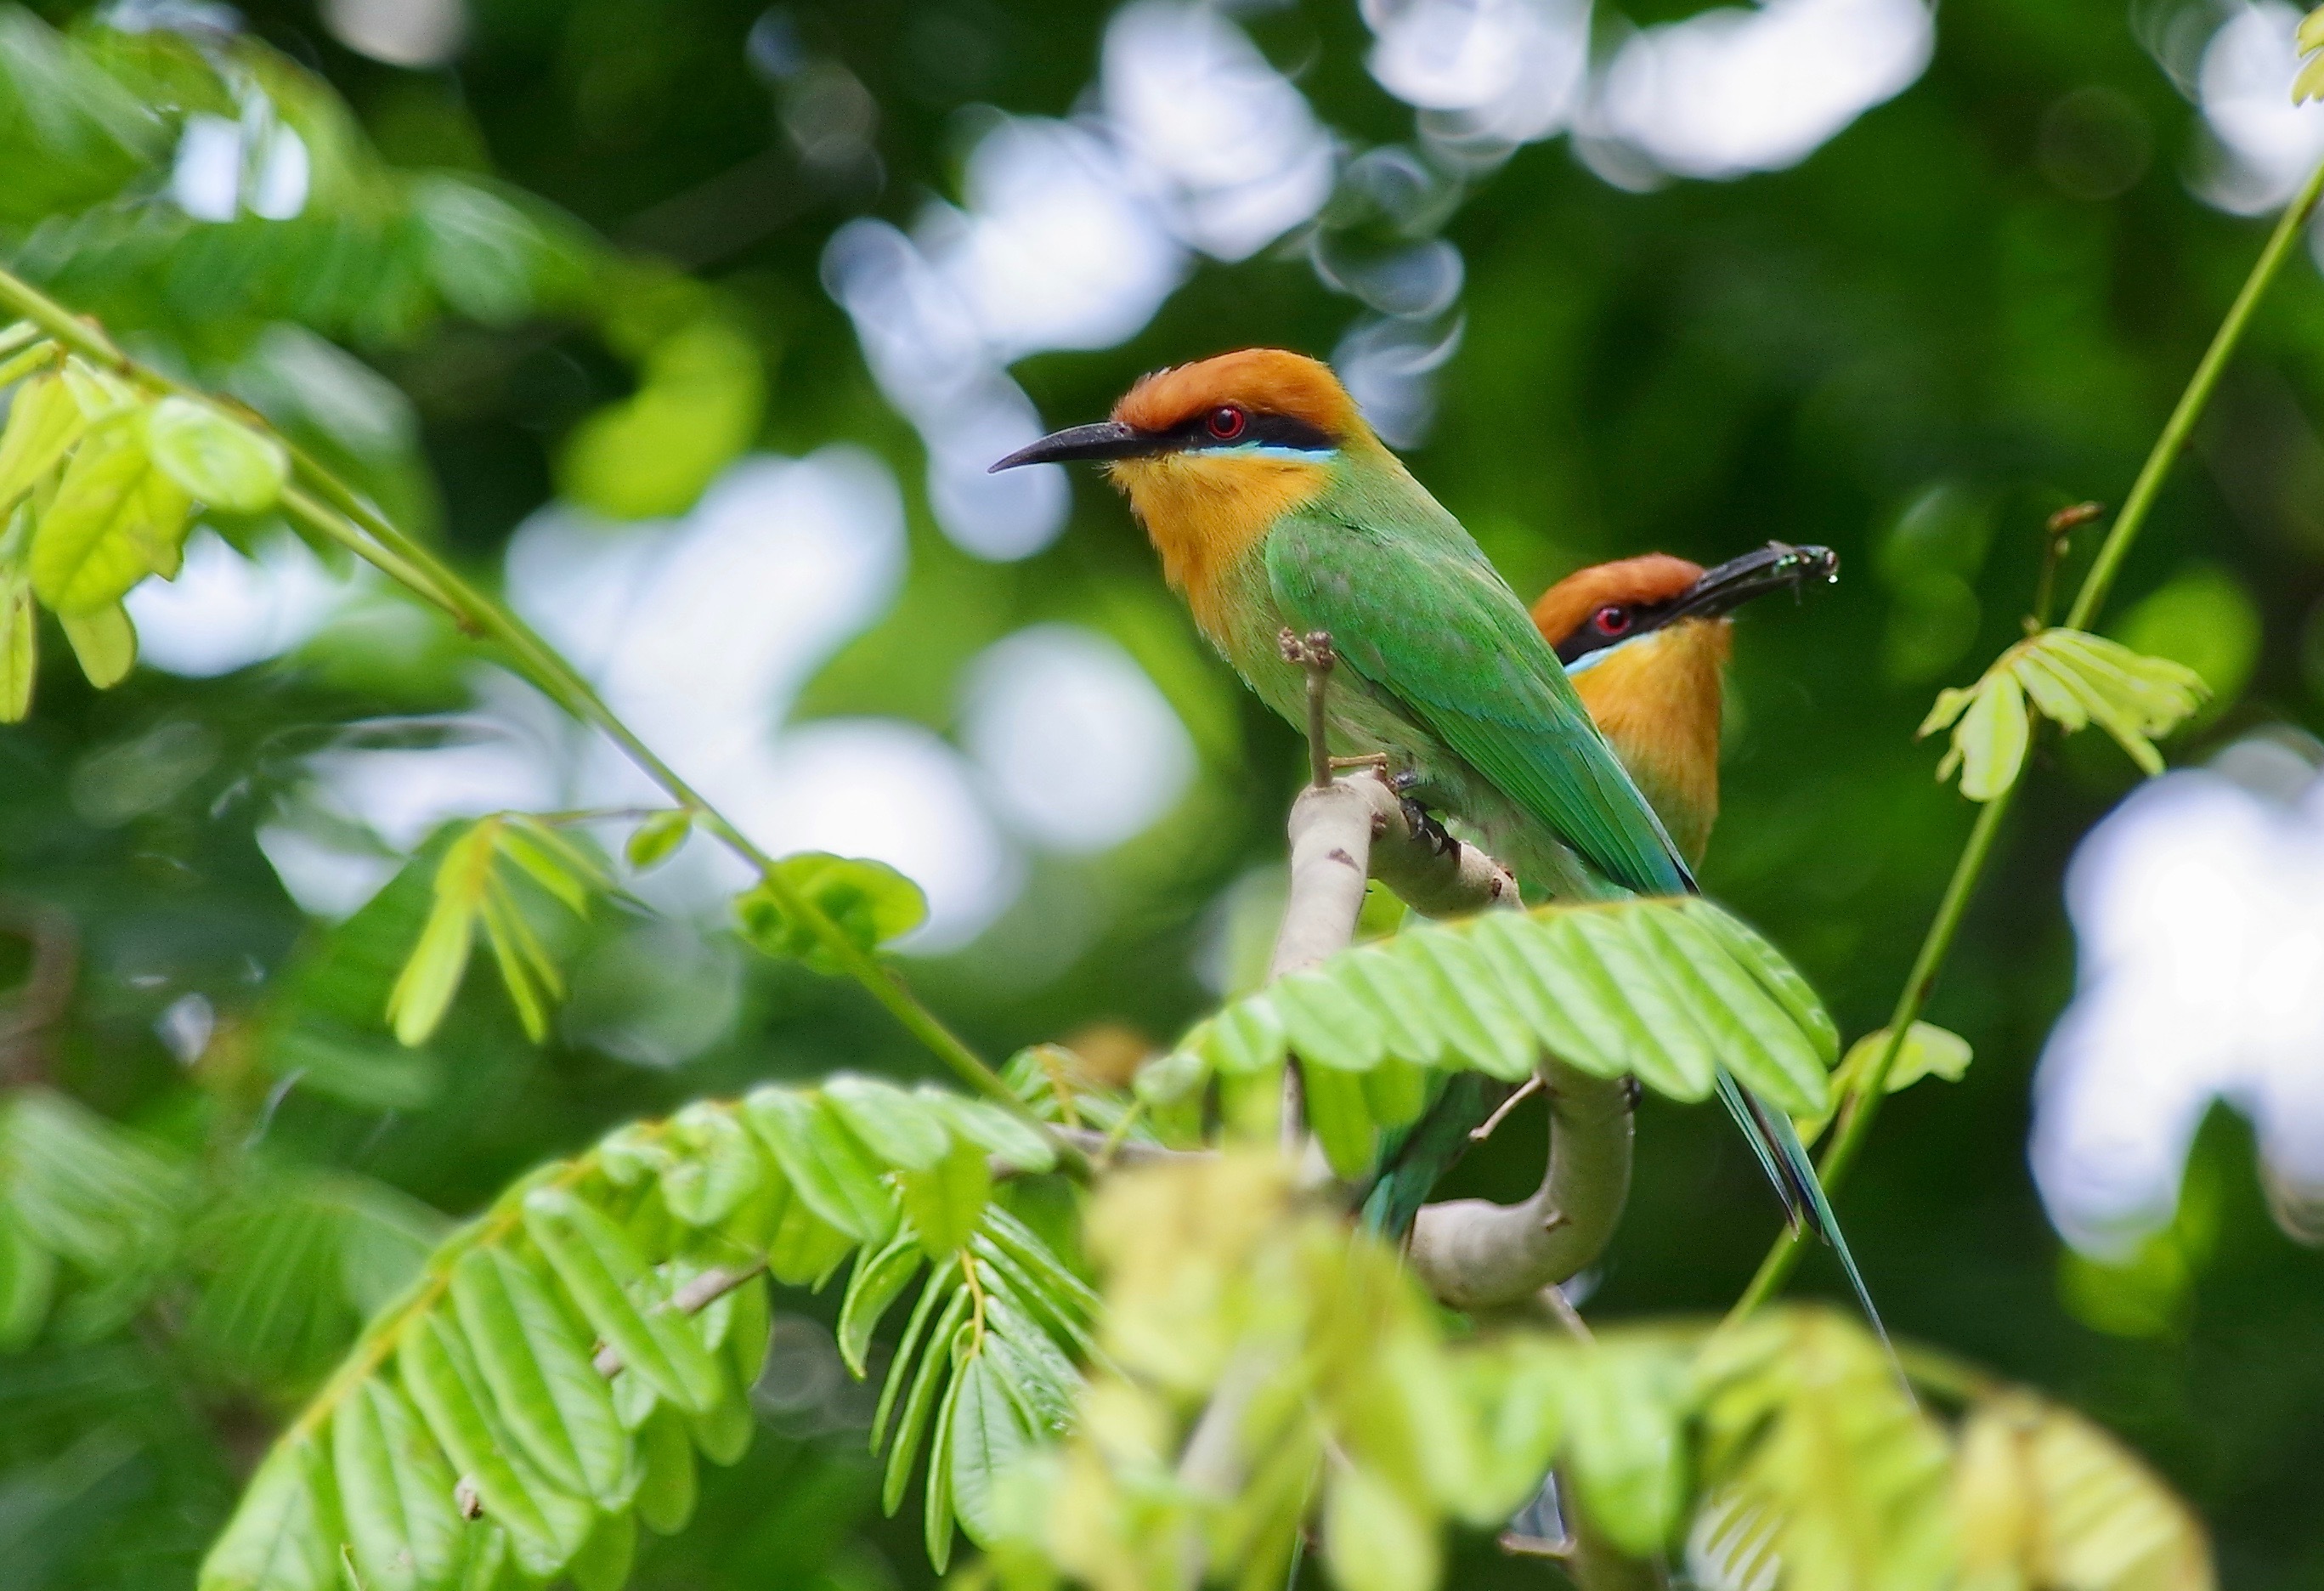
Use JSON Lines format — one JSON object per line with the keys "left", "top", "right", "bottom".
{"left": 1799, "top": 1022, "right": 1971, "bottom": 1142}
{"left": 58, "top": 599, "right": 133, "bottom": 688}
{"left": 558, "top": 315, "right": 763, "bottom": 519}
{"left": 0, "top": 371, "right": 87, "bottom": 513}
{"left": 331, "top": 1379, "right": 467, "bottom": 1591}
{"left": 1323, "top": 1463, "right": 1437, "bottom": 1591}
{"left": 840, "top": 1237, "right": 925, "bottom": 1381}
{"left": 447, "top": 1247, "right": 627, "bottom": 1503}
{"left": 568, "top": 1509, "right": 636, "bottom": 1591}
{"left": 633, "top": 1405, "right": 698, "bottom": 1536}
{"left": 823, "top": 1072, "right": 952, "bottom": 1170}
{"left": 947, "top": 1348, "right": 1034, "bottom": 1548}
{"left": 899, "top": 1139, "right": 992, "bottom": 1260}
{"left": 520, "top": 1186, "right": 725, "bottom": 1416}
{"left": 395, "top": 1311, "right": 592, "bottom": 1580}
{"left": 0, "top": 568, "right": 32, "bottom": 722}
{"left": 925, "top": 1325, "right": 968, "bottom": 1572}
{"left": 742, "top": 1086, "right": 898, "bottom": 1244}
{"left": 1272, "top": 965, "right": 1388, "bottom": 1071}
{"left": 734, "top": 852, "right": 928, "bottom": 973}
{"left": 1562, "top": 1345, "right": 1688, "bottom": 1559}
{"left": 1302, "top": 1061, "right": 1379, "bottom": 1180}
{"left": 144, "top": 394, "right": 288, "bottom": 512}
{"left": 883, "top": 1286, "right": 970, "bottom": 1514}
{"left": 30, "top": 418, "right": 191, "bottom": 610}
{"left": 0, "top": 1199, "right": 57, "bottom": 1350}
{"left": 195, "top": 1435, "right": 342, "bottom": 1591}
{"left": 920, "top": 1088, "right": 1056, "bottom": 1174}
{"left": 625, "top": 808, "right": 692, "bottom": 869}
{"left": 659, "top": 1104, "right": 763, "bottom": 1227}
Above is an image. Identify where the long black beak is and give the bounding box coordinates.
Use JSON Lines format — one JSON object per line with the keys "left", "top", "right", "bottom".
{"left": 988, "top": 421, "right": 1156, "bottom": 473}
{"left": 1661, "top": 541, "right": 1839, "bottom": 625}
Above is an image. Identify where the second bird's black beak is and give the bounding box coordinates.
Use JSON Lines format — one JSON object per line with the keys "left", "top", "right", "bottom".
{"left": 1662, "top": 542, "right": 1839, "bottom": 625}
{"left": 989, "top": 421, "right": 1154, "bottom": 473}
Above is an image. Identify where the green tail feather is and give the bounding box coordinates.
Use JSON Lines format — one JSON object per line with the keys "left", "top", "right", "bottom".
{"left": 1716, "top": 1072, "right": 1893, "bottom": 1356}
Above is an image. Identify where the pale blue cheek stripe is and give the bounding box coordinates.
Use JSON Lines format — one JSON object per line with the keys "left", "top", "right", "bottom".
{"left": 1211, "top": 443, "right": 1340, "bottom": 462}
{"left": 1562, "top": 631, "right": 1657, "bottom": 676}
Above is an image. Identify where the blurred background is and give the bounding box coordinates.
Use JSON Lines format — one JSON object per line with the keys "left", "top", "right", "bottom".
{"left": 3, "top": 0, "right": 2324, "bottom": 1585}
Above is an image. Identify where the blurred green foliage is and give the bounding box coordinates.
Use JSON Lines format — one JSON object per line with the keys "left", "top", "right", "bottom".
{"left": 3, "top": 0, "right": 2323, "bottom": 1587}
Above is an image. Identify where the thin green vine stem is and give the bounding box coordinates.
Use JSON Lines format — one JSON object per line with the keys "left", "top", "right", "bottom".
{"left": 1728, "top": 152, "right": 2324, "bottom": 1326}
{"left": 2067, "top": 155, "right": 2324, "bottom": 631}
{"left": 0, "top": 264, "right": 1064, "bottom": 1158}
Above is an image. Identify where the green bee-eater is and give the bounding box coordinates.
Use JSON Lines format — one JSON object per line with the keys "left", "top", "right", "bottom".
{"left": 992, "top": 348, "right": 1863, "bottom": 1301}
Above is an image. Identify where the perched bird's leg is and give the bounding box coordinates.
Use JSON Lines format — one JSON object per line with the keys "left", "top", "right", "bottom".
{"left": 1278, "top": 627, "right": 1338, "bottom": 790}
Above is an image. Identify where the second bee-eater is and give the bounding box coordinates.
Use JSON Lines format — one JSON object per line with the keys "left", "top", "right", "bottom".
{"left": 991, "top": 350, "right": 1857, "bottom": 1281}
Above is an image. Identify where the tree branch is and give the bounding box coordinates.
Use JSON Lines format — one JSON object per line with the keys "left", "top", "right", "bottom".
{"left": 1405, "top": 1059, "right": 1634, "bottom": 1311}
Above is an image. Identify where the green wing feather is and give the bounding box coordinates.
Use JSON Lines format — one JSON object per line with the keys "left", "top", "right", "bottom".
{"left": 1265, "top": 508, "right": 1693, "bottom": 898}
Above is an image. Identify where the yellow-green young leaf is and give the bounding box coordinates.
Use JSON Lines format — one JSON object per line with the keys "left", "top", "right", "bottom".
{"left": 920, "top": 1089, "right": 1055, "bottom": 1175}
{"left": 899, "top": 1139, "right": 992, "bottom": 1259}
{"left": 1562, "top": 1346, "right": 1688, "bottom": 1559}
{"left": 1324, "top": 1464, "right": 1438, "bottom": 1591}
{"left": 387, "top": 885, "right": 480, "bottom": 1048}
{"left": 59, "top": 601, "right": 134, "bottom": 688}
{"left": 1954, "top": 1391, "right": 2215, "bottom": 1591}
{"left": 2032, "top": 631, "right": 2207, "bottom": 776}
{"left": 1801, "top": 1022, "right": 1972, "bottom": 1141}
{"left": 2302, "top": 3, "right": 2324, "bottom": 54}
{"left": 0, "top": 372, "right": 87, "bottom": 512}
{"left": 144, "top": 395, "right": 289, "bottom": 512}
{"left": 31, "top": 421, "right": 192, "bottom": 611}
{"left": 0, "top": 571, "right": 33, "bottom": 722}
{"left": 2299, "top": 51, "right": 2324, "bottom": 105}
{"left": 733, "top": 852, "right": 927, "bottom": 972}
{"left": 625, "top": 808, "right": 693, "bottom": 869}
{"left": 1929, "top": 665, "right": 2028, "bottom": 801}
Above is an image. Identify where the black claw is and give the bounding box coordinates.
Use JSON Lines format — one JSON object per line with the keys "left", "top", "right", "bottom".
{"left": 1399, "top": 796, "right": 1458, "bottom": 858}
{"left": 1621, "top": 1076, "right": 1643, "bottom": 1111}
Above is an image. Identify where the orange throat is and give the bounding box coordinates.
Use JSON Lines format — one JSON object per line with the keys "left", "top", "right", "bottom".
{"left": 1571, "top": 619, "right": 1731, "bottom": 864}
{"left": 1107, "top": 452, "right": 1331, "bottom": 640}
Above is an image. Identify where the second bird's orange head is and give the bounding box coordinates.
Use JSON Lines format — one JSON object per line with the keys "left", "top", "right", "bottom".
{"left": 1532, "top": 544, "right": 1837, "bottom": 863}
{"left": 992, "top": 349, "right": 1377, "bottom": 634}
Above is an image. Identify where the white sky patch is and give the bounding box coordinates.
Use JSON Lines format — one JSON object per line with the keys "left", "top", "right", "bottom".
{"left": 128, "top": 529, "right": 356, "bottom": 677}
{"left": 2033, "top": 739, "right": 2324, "bottom": 1258}
{"left": 960, "top": 623, "right": 1196, "bottom": 853}
{"left": 2192, "top": 3, "right": 2324, "bottom": 215}
{"left": 735, "top": 720, "right": 1025, "bottom": 952}
{"left": 1101, "top": 0, "right": 1336, "bottom": 260}
{"left": 1589, "top": 0, "right": 1934, "bottom": 181}
{"left": 1363, "top": 0, "right": 1593, "bottom": 146}
{"left": 825, "top": 2, "right": 1331, "bottom": 559}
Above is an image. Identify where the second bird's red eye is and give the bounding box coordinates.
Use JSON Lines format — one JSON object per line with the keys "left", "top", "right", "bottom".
{"left": 1206, "top": 405, "right": 1247, "bottom": 441}
{"left": 1592, "top": 605, "right": 1631, "bottom": 637}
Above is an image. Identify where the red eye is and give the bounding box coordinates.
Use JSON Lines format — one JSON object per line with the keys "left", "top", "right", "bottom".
{"left": 1206, "top": 405, "right": 1247, "bottom": 441}
{"left": 1592, "top": 604, "right": 1631, "bottom": 637}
